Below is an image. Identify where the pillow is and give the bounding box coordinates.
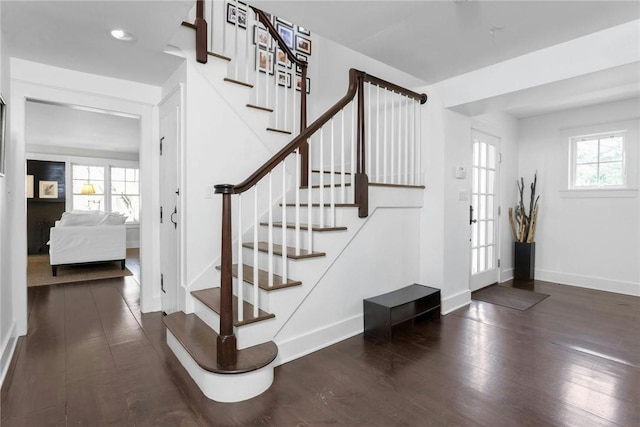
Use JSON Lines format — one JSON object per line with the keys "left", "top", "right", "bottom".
{"left": 99, "top": 213, "right": 128, "bottom": 225}
{"left": 58, "top": 212, "right": 104, "bottom": 226}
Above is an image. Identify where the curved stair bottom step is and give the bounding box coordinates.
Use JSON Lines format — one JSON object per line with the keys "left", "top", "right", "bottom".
{"left": 167, "top": 330, "right": 275, "bottom": 403}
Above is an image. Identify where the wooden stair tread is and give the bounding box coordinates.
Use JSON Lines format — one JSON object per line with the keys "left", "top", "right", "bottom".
{"left": 224, "top": 77, "right": 254, "bottom": 88}
{"left": 163, "top": 312, "right": 277, "bottom": 374}
{"left": 246, "top": 104, "right": 273, "bottom": 113}
{"left": 208, "top": 51, "right": 231, "bottom": 62}
{"left": 312, "top": 170, "right": 353, "bottom": 175}
{"left": 300, "top": 183, "right": 352, "bottom": 189}
{"left": 260, "top": 222, "right": 347, "bottom": 232}
{"left": 281, "top": 203, "right": 358, "bottom": 208}
{"left": 191, "top": 288, "right": 275, "bottom": 326}
{"left": 242, "top": 242, "right": 325, "bottom": 259}
{"left": 215, "top": 264, "right": 302, "bottom": 290}
{"left": 369, "top": 182, "right": 426, "bottom": 189}
{"left": 266, "top": 127, "right": 292, "bottom": 135}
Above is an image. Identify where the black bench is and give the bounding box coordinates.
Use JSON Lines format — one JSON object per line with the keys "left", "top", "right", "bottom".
{"left": 363, "top": 284, "right": 441, "bottom": 341}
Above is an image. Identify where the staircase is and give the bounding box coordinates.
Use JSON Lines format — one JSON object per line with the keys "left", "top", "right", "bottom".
{"left": 163, "top": 0, "right": 427, "bottom": 403}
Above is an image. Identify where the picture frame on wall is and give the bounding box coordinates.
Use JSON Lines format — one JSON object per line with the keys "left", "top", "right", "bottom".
{"left": 297, "top": 26, "right": 311, "bottom": 36}
{"left": 296, "top": 35, "right": 312, "bottom": 55}
{"left": 226, "top": 2, "right": 247, "bottom": 29}
{"left": 275, "top": 17, "right": 293, "bottom": 28}
{"left": 296, "top": 53, "right": 307, "bottom": 72}
{"left": 276, "top": 23, "right": 294, "bottom": 50}
{"left": 0, "top": 95, "right": 6, "bottom": 177}
{"left": 253, "top": 25, "right": 270, "bottom": 48}
{"left": 277, "top": 71, "right": 292, "bottom": 88}
{"left": 26, "top": 175, "right": 34, "bottom": 198}
{"left": 39, "top": 180, "right": 58, "bottom": 199}
{"left": 276, "top": 48, "right": 291, "bottom": 68}
{"left": 295, "top": 74, "right": 311, "bottom": 94}
{"left": 256, "top": 48, "right": 274, "bottom": 74}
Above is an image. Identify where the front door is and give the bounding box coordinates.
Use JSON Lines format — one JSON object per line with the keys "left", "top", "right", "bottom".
{"left": 159, "top": 88, "right": 181, "bottom": 314}
{"left": 470, "top": 129, "right": 500, "bottom": 291}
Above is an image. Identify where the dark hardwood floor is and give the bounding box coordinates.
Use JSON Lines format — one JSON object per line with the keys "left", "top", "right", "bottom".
{"left": 2, "top": 277, "right": 638, "bottom": 426}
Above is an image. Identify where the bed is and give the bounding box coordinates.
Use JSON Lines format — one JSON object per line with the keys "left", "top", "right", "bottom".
{"left": 48, "top": 211, "right": 127, "bottom": 276}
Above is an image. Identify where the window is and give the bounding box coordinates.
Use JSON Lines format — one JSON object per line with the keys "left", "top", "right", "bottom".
{"left": 72, "top": 165, "right": 105, "bottom": 211}
{"left": 570, "top": 132, "right": 625, "bottom": 188}
{"left": 71, "top": 164, "right": 140, "bottom": 222}
{"left": 111, "top": 167, "right": 140, "bottom": 222}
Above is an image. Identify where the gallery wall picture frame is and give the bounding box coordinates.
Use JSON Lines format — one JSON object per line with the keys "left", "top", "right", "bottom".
{"left": 257, "top": 48, "right": 274, "bottom": 74}
{"left": 295, "top": 74, "right": 311, "bottom": 94}
{"left": 276, "top": 48, "right": 291, "bottom": 68}
{"left": 276, "top": 23, "right": 294, "bottom": 50}
{"left": 275, "top": 17, "right": 293, "bottom": 28}
{"left": 277, "top": 71, "right": 292, "bottom": 88}
{"left": 39, "top": 180, "right": 58, "bottom": 199}
{"left": 26, "top": 175, "right": 34, "bottom": 198}
{"left": 253, "top": 25, "right": 270, "bottom": 48}
{"left": 226, "top": 2, "right": 247, "bottom": 29}
{"left": 297, "top": 26, "right": 311, "bottom": 36}
{"left": 296, "top": 35, "right": 312, "bottom": 55}
{"left": 296, "top": 53, "right": 307, "bottom": 72}
{"left": 0, "top": 94, "right": 6, "bottom": 177}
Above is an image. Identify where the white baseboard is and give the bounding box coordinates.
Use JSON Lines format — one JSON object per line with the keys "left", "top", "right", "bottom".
{"left": 441, "top": 289, "right": 471, "bottom": 315}
{"left": 141, "top": 295, "right": 162, "bottom": 313}
{"left": 535, "top": 269, "right": 640, "bottom": 297}
{"left": 500, "top": 268, "right": 514, "bottom": 283}
{"left": 275, "top": 314, "right": 363, "bottom": 366}
{"left": 0, "top": 321, "right": 18, "bottom": 387}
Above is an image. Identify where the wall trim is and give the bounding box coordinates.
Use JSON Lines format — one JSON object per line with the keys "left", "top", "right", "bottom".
{"left": 536, "top": 269, "right": 640, "bottom": 297}
{"left": 275, "top": 314, "right": 363, "bottom": 366}
{"left": 500, "top": 268, "right": 514, "bottom": 283}
{"left": 441, "top": 289, "right": 471, "bottom": 315}
{"left": 0, "top": 321, "right": 18, "bottom": 386}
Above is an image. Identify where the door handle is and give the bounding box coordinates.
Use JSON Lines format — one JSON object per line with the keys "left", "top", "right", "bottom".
{"left": 470, "top": 205, "right": 477, "bottom": 225}
{"left": 170, "top": 206, "right": 178, "bottom": 229}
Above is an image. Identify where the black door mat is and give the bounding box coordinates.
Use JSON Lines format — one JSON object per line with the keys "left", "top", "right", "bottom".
{"left": 472, "top": 285, "right": 549, "bottom": 311}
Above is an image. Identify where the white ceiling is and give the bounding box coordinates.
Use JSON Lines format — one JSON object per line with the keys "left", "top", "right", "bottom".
{"left": 255, "top": 0, "right": 640, "bottom": 84}
{"left": 2, "top": 0, "right": 639, "bottom": 118}
{"left": 2, "top": 0, "right": 193, "bottom": 85}
{"left": 26, "top": 101, "right": 141, "bottom": 155}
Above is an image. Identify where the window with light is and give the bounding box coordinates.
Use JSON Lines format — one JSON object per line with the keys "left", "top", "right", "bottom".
{"left": 72, "top": 165, "right": 105, "bottom": 211}
{"left": 570, "top": 132, "right": 625, "bottom": 189}
{"left": 111, "top": 167, "right": 140, "bottom": 222}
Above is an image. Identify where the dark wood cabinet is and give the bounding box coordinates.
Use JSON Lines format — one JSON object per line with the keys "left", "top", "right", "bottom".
{"left": 27, "top": 160, "right": 66, "bottom": 254}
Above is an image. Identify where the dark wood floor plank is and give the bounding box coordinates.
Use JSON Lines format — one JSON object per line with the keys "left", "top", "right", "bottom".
{"left": 3, "top": 278, "right": 639, "bottom": 426}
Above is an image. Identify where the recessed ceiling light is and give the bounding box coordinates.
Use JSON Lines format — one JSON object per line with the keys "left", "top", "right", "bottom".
{"left": 110, "top": 28, "right": 136, "bottom": 42}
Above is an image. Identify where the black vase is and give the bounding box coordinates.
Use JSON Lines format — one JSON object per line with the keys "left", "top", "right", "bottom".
{"left": 514, "top": 242, "right": 535, "bottom": 282}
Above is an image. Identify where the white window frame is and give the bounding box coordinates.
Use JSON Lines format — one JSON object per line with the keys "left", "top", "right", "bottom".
{"left": 71, "top": 163, "right": 140, "bottom": 223}
{"left": 569, "top": 130, "right": 627, "bottom": 190}
{"left": 110, "top": 166, "right": 140, "bottom": 223}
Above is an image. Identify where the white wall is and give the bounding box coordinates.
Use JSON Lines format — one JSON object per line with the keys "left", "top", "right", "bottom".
{"left": 0, "top": 1, "right": 17, "bottom": 386}
{"left": 518, "top": 98, "right": 640, "bottom": 296}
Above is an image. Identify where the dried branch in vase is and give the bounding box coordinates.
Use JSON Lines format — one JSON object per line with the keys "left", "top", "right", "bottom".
{"left": 509, "top": 172, "right": 540, "bottom": 243}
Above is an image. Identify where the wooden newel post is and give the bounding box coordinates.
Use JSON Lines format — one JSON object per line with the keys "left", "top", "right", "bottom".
{"left": 214, "top": 184, "right": 237, "bottom": 368}
{"left": 355, "top": 75, "right": 369, "bottom": 218}
{"left": 300, "top": 63, "right": 309, "bottom": 187}
{"left": 195, "top": 0, "right": 208, "bottom": 64}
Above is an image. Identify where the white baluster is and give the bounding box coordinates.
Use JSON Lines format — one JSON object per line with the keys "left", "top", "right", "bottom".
{"left": 295, "top": 148, "right": 301, "bottom": 256}
{"left": 255, "top": 43, "right": 260, "bottom": 105}
{"left": 319, "top": 128, "right": 325, "bottom": 228}
{"left": 391, "top": 92, "right": 395, "bottom": 184}
{"left": 307, "top": 140, "right": 313, "bottom": 253}
{"left": 409, "top": 99, "right": 415, "bottom": 186}
{"left": 404, "top": 96, "right": 409, "bottom": 185}
{"left": 253, "top": 187, "right": 258, "bottom": 317}
{"left": 274, "top": 59, "right": 279, "bottom": 129}
{"left": 417, "top": 100, "right": 422, "bottom": 185}
{"left": 244, "top": 11, "right": 250, "bottom": 84}
{"left": 367, "top": 83, "right": 371, "bottom": 179}
{"left": 376, "top": 85, "right": 380, "bottom": 183}
{"left": 351, "top": 101, "right": 356, "bottom": 203}
{"left": 340, "top": 109, "right": 346, "bottom": 203}
{"left": 237, "top": 195, "right": 243, "bottom": 322}
{"left": 281, "top": 161, "right": 287, "bottom": 284}
{"left": 330, "top": 119, "right": 336, "bottom": 227}
{"left": 234, "top": 0, "right": 239, "bottom": 80}
{"left": 268, "top": 171, "right": 274, "bottom": 288}
{"left": 222, "top": 0, "right": 227, "bottom": 56}
{"left": 383, "top": 89, "right": 388, "bottom": 183}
